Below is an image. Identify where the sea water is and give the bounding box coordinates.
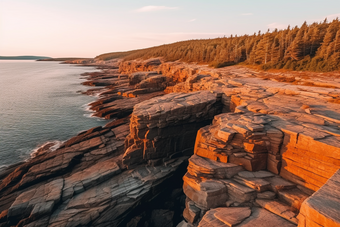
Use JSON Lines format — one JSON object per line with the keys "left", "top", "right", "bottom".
{"left": 0, "top": 60, "right": 107, "bottom": 166}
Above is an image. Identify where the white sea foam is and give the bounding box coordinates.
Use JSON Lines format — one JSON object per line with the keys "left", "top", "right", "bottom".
{"left": 0, "top": 165, "right": 8, "bottom": 173}
{"left": 81, "top": 103, "right": 95, "bottom": 112}
{"left": 30, "top": 140, "right": 63, "bottom": 159}
{"left": 0, "top": 61, "right": 107, "bottom": 166}
{"left": 83, "top": 113, "right": 106, "bottom": 121}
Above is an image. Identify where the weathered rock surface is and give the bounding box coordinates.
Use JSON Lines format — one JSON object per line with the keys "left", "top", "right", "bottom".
{"left": 8, "top": 179, "right": 63, "bottom": 224}
{"left": 123, "top": 91, "right": 222, "bottom": 168}
{"left": 183, "top": 173, "right": 228, "bottom": 209}
{"left": 298, "top": 169, "right": 340, "bottom": 227}
{"left": 2, "top": 58, "right": 340, "bottom": 226}
{"left": 199, "top": 207, "right": 296, "bottom": 227}
{"left": 188, "top": 155, "right": 243, "bottom": 179}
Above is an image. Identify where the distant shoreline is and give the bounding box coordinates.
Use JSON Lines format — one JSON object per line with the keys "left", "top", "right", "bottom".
{"left": 0, "top": 56, "right": 92, "bottom": 61}
{"left": 37, "top": 57, "right": 92, "bottom": 62}
{"left": 0, "top": 56, "right": 51, "bottom": 60}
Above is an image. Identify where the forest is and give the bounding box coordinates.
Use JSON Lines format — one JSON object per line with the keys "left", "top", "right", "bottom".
{"left": 96, "top": 19, "right": 340, "bottom": 72}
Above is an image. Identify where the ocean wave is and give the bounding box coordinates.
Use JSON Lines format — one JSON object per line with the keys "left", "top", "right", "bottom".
{"left": 81, "top": 102, "right": 107, "bottom": 121}
{"left": 97, "top": 89, "right": 110, "bottom": 97}
{"left": 83, "top": 113, "right": 107, "bottom": 121}
{"left": 88, "top": 89, "right": 107, "bottom": 97}
{"left": 0, "top": 165, "right": 8, "bottom": 173}
{"left": 30, "top": 140, "right": 63, "bottom": 158}
{"left": 81, "top": 103, "right": 95, "bottom": 112}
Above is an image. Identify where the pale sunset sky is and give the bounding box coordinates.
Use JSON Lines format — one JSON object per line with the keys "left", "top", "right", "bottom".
{"left": 1, "top": 0, "right": 340, "bottom": 58}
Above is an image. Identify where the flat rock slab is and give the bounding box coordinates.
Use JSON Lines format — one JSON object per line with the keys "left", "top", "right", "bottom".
{"left": 63, "top": 158, "right": 121, "bottom": 201}
{"left": 278, "top": 188, "right": 309, "bottom": 210}
{"left": 299, "top": 169, "right": 340, "bottom": 227}
{"left": 266, "top": 176, "right": 296, "bottom": 192}
{"left": 188, "top": 155, "right": 243, "bottom": 179}
{"left": 257, "top": 191, "right": 276, "bottom": 200}
{"left": 183, "top": 173, "right": 228, "bottom": 209}
{"left": 256, "top": 199, "right": 298, "bottom": 224}
{"left": 221, "top": 179, "right": 256, "bottom": 203}
{"left": 132, "top": 91, "right": 218, "bottom": 128}
{"left": 198, "top": 207, "right": 296, "bottom": 227}
{"left": 214, "top": 207, "right": 251, "bottom": 226}
{"left": 238, "top": 170, "right": 275, "bottom": 178}
{"left": 233, "top": 175, "right": 271, "bottom": 192}
{"left": 8, "top": 178, "right": 64, "bottom": 220}
{"left": 238, "top": 207, "right": 297, "bottom": 227}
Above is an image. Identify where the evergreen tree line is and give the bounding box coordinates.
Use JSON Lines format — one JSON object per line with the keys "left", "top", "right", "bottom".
{"left": 95, "top": 19, "right": 340, "bottom": 72}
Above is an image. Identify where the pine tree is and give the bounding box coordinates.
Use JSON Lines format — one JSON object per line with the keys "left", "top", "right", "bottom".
{"left": 254, "top": 32, "right": 273, "bottom": 64}
{"left": 270, "top": 36, "right": 280, "bottom": 64}
{"left": 285, "top": 28, "right": 305, "bottom": 60}
{"left": 109, "top": 19, "right": 340, "bottom": 71}
{"left": 334, "top": 30, "right": 340, "bottom": 53}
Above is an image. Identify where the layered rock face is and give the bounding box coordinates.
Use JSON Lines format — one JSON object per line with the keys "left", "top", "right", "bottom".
{"left": 123, "top": 91, "right": 222, "bottom": 168}
{"left": 193, "top": 112, "right": 283, "bottom": 173}
{"left": 118, "top": 59, "right": 340, "bottom": 226}
{"left": 174, "top": 74, "right": 340, "bottom": 191}
{"left": 1, "top": 58, "right": 340, "bottom": 226}
{"left": 0, "top": 60, "right": 218, "bottom": 226}
{"left": 181, "top": 112, "right": 312, "bottom": 226}
{"left": 0, "top": 115, "right": 190, "bottom": 227}
{"left": 0, "top": 59, "right": 228, "bottom": 226}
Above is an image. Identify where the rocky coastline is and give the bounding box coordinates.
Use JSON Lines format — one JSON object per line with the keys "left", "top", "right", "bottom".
{"left": 1, "top": 58, "right": 340, "bottom": 226}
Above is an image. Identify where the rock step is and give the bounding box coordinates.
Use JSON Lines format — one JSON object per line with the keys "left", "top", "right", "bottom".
{"left": 257, "top": 191, "right": 276, "bottom": 200}
{"left": 238, "top": 170, "right": 275, "bottom": 178}
{"left": 198, "top": 207, "right": 297, "bottom": 227}
{"left": 212, "top": 207, "right": 252, "bottom": 226}
{"left": 256, "top": 199, "right": 299, "bottom": 224}
{"left": 278, "top": 188, "right": 310, "bottom": 211}
{"left": 221, "top": 179, "right": 257, "bottom": 203}
{"left": 183, "top": 173, "right": 228, "bottom": 210}
{"left": 265, "top": 176, "right": 297, "bottom": 193}
{"left": 233, "top": 175, "right": 271, "bottom": 192}
{"left": 188, "top": 155, "right": 243, "bottom": 179}
{"left": 183, "top": 200, "right": 201, "bottom": 224}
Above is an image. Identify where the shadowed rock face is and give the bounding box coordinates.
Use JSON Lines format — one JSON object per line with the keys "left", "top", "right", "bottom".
{"left": 0, "top": 114, "right": 190, "bottom": 226}
{"left": 1, "top": 58, "right": 340, "bottom": 226}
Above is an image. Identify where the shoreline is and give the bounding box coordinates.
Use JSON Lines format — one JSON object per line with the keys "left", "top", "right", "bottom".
{"left": 25, "top": 62, "right": 119, "bottom": 163}
{"left": 0, "top": 60, "right": 111, "bottom": 170}
{"left": 1, "top": 58, "right": 340, "bottom": 226}
{"left": 3, "top": 57, "right": 339, "bottom": 173}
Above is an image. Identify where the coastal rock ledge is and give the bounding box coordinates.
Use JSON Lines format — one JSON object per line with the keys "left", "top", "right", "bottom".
{"left": 1, "top": 58, "right": 340, "bottom": 226}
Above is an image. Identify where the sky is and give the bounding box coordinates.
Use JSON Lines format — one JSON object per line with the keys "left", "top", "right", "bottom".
{"left": 1, "top": 0, "right": 340, "bottom": 58}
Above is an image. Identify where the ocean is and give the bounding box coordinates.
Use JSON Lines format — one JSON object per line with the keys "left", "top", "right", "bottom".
{"left": 0, "top": 60, "right": 107, "bottom": 167}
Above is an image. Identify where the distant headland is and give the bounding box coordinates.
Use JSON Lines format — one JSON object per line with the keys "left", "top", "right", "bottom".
{"left": 37, "top": 57, "right": 91, "bottom": 62}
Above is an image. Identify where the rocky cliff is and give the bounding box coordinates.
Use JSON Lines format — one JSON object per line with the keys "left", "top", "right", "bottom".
{"left": 1, "top": 58, "right": 340, "bottom": 226}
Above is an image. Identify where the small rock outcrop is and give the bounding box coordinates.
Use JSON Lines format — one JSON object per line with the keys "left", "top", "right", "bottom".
{"left": 123, "top": 91, "right": 222, "bottom": 168}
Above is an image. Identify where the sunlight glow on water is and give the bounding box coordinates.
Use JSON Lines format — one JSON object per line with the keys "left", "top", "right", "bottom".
{"left": 0, "top": 60, "right": 108, "bottom": 166}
